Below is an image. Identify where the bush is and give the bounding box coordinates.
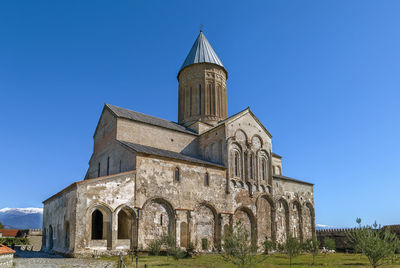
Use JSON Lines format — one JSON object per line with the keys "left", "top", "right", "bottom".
{"left": 278, "top": 234, "right": 302, "bottom": 268}
{"left": 221, "top": 221, "right": 259, "bottom": 268}
{"left": 324, "top": 237, "right": 336, "bottom": 251}
{"left": 161, "top": 233, "right": 185, "bottom": 260}
{"left": 346, "top": 219, "right": 400, "bottom": 268}
{"left": 262, "top": 238, "right": 276, "bottom": 254}
{"left": 148, "top": 239, "right": 162, "bottom": 256}
{"left": 0, "top": 237, "right": 30, "bottom": 246}
{"left": 304, "top": 237, "right": 320, "bottom": 266}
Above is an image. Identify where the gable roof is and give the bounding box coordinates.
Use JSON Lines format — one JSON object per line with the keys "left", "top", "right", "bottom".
{"left": 179, "top": 31, "right": 227, "bottom": 77}
{"left": 118, "top": 140, "right": 225, "bottom": 169}
{"left": 202, "top": 107, "right": 273, "bottom": 138}
{"left": 0, "top": 229, "right": 19, "bottom": 237}
{"left": 0, "top": 244, "right": 15, "bottom": 255}
{"left": 105, "top": 104, "right": 197, "bottom": 135}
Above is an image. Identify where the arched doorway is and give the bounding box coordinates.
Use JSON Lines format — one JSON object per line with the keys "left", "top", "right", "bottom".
{"left": 91, "top": 209, "right": 103, "bottom": 239}
{"left": 117, "top": 207, "right": 137, "bottom": 249}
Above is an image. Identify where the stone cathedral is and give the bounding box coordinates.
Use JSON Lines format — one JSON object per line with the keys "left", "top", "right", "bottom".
{"left": 43, "top": 31, "right": 315, "bottom": 255}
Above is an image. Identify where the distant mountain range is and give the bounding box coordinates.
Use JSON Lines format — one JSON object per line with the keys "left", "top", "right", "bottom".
{"left": 0, "top": 208, "right": 43, "bottom": 229}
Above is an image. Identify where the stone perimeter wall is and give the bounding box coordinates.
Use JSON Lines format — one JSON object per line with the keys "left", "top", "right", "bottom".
{"left": 0, "top": 254, "right": 13, "bottom": 268}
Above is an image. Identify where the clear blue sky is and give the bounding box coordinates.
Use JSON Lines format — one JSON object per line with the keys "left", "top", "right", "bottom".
{"left": 1, "top": 0, "right": 399, "bottom": 228}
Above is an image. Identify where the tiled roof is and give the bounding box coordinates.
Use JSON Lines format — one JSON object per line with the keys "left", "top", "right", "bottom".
{"left": 105, "top": 104, "right": 197, "bottom": 135}
{"left": 0, "top": 229, "right": 19, "bottom": 237}
{"left": 0, "top": 244, "right": 16, "bottom": 255}
{"left": 179, "top": 31, "right": 226, "bottom": 76}
{"left": 118, "top": 141, "right": 225, "bottom": 168}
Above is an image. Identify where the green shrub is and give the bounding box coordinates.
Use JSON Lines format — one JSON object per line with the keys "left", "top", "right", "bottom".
{"left": 278, "top": 234, "right": 302, "bottom": 268}
{"left": 221, "top": 221, "right": 259, "bottom": 268}
{"left": 262, "top": 238, "right": 276, "bottom": 254}
{"left": 346, "top": 219, "right": 400, "bottom": 268}
{"left": 324, "top": 237, "right": 336, "bottom": 251}
{"left": 0, "top": 237, "right": 30, "bottom": 246}
{"left": 148, "top": 239, "right": 162, "bottom": 256}
{"left": 304, "top": 237, "right": 320, "bottom": 266}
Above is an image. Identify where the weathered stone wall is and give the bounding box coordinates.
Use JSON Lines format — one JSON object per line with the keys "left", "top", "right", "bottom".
{"left": 273, "top": 176, "right": 315, "bottom": 242}
{"left": 75, "top": 171, "right": 136, "bottom": 254}
{"left": 116, "top": 118, "right": 198, "bottom": 156}
{"left": 42, "top": 186, "right": 77, "bottom": 254}
{"left": 86, "top": 140, "right": 136, "bottom": 179}
{"left": 198, "top": 125, "right": 226, "bottom": 165}
{"left": 135, "top": 155, "right": 226, "bottom": 251}
{"left": 0, "top": 253, "right": 13, "bottom": 268}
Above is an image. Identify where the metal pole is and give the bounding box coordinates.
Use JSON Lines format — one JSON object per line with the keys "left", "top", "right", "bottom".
{"left": 136, "top": 257, "right": 138, "bottom": 268}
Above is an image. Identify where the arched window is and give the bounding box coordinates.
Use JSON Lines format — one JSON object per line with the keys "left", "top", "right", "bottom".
{"left": 91, "top": 209, "right": 103, "bottom": 240}
{"left": 199, "top": 84, "right": 202, "bottom": 114}
{"left": 205, "top": 173, "right": 209, "bottom": 186}
{"left": 244, "top": 151, "right": 248, "bottom": 179}
{"left": 261, "top": 158, "right": 267, "bottom": 181}
{"left": 234, "top": 152, "right": 240, "bottom": 177}
{"left": 175, "top": 167, "right": 180, "bottom": 182}
{"left": 249, "top": 154, "right": 253, "bottom": 179}
{"left": 106, "top": 156, "right": 110, "bottom": 176}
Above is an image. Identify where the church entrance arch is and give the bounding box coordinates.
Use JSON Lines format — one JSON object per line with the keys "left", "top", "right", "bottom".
{"left": 117, "top": 206, "right": 137, "bottom": 249}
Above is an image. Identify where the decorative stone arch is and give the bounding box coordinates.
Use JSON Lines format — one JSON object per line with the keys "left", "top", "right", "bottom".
{"left": 276, "top": 198, "right": 290, "bottom": 243}
{"left": 305, "top": 202, "right": 316, "bottom": 238}
{"left": 193, "top": 202, "right": 219, "bottom": 251}
{"left": 140, "top": 197, "right": 176, "bottom": 248}
{"left": 86, "top": 202, "right": 113, "bottom": 249}
{"left": 251, "top": 134, "right": 264, "bottom": 149}
{"left": 256, "top": 194, "right": 276, "bottom": 242}
{"left": 115, "top": 204, "right": 138, "bottom": 249}
{"left": 291, "top": 200, "right": 303, "bottom": 242}
{"left": 230, "top": 142, "right": 243, "bottom": 179}
{"left": 257, "top": 149, "right": 270, "bottom": 183}
{"left": 233, "top": 206, "right": 257, "bottom": 246}
{"left": 234, "top": 129, "right": 248, "bottom": 144}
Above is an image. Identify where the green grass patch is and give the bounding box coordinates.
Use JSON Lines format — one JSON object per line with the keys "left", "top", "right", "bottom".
{"left": 100, "top": 253, "right": 400, "bottom": 267}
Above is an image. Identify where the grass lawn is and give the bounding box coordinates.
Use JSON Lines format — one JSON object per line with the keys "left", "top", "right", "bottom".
{"left": 102, "top": 253, "right": 400, "bottom": 268}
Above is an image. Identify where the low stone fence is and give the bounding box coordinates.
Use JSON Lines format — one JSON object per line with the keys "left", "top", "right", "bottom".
{"left": 0, "top": 253, "right": 14, "bottom": 268}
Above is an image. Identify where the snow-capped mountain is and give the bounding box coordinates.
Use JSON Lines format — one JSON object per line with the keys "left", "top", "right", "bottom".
{"left": 0, "top": 208, "right": 43, "bottom": 229}
{"left": 316, "top": 224, "right": 336, "bottom": 230}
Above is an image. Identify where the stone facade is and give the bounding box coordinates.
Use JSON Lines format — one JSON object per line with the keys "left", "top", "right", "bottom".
{"left": 42, "top": 31, "right": 315, "bottom": 256}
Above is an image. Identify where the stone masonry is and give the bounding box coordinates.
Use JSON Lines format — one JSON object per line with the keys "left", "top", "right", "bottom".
{"left": 42, "top": 31, "right": 315, "bottom": 256}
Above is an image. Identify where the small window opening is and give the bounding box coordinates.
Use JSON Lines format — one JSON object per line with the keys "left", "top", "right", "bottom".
{"left": 234, "top": 152, "right": 240, "bottom": 177}
{"left": 97, "top": 162, "right": 101, "bottom": 177}
{"left": 106, "top": 157, "right": 110, "bottom": 175}
{"left": 205, "top": 173, "right": 209, "bottom": 186}
{"left": 175, "top": 167, "right": 180, "bottom": 182}
{"left": 119, "top": 160, "right": 122, "bottom": 173}
{"left": 160, "top": 214, "right": 163, "bottom": 226}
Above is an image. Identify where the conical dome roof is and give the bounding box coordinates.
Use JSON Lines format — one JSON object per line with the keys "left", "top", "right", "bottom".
{"left": 179, "top": 31, "right": 227, "bottom": 77}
